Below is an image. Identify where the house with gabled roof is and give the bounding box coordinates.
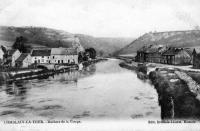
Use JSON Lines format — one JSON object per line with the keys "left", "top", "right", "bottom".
{"left": 15, "top": 53, "right": 32, "bottom": 68}
{"left": 135, "top": 45, "right": 168, "bottom": 63}
{"left": 161, "top": 47, "right": 192, "bottom": 65}
{"left": 4, "top": 49, "right": 21, "bottom": 67}
{"left": 146, "top": 45, "right": 168, "bottom": 63}
{"left": 31, "top": 49, "right": 51, "bottom": 64}
{"left": 50, "top": 47, "right": 78, "bottom": 64}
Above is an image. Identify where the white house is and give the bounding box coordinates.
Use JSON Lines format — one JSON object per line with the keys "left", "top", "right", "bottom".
{"left": 31, "top": 49, "right": 51, "bottom": 64}
{"left": 4, "top": 49, "right": 21, "bottom": 67}
{"left": 15, "top": 53, "right": 32, "bottom": 68}
{"left": 50, "top": 47, "right": 78, "bottom": 64}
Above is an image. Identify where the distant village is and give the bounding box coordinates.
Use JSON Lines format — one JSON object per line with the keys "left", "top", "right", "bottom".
{"left": 135, "top": 44, "right": 200, "bottom": 69}
{"left": 0, "top": 36, "right": 96, "bottom": 71}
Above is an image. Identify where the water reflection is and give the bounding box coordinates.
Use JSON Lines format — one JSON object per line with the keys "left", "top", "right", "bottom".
{"left": 50, "top": 71, "right": 79, "bottom": 83}
{"left": 5, "top": 81, "right": 27, "bottom": 96}
{"left": 79, "top": 64, "right": 96, "bottom": 77}
{"left": 0, "top": 59, "right": 160, "bottom": 120}
{"left": 1, "top": 64, "right": 97, "bottom": 98}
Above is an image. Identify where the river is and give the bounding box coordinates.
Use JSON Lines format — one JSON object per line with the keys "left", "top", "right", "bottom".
{"left": 0, "top": 59, "right": 160, "bottom": 120}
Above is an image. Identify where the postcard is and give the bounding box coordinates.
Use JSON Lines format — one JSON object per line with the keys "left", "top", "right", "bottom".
{"left": 0, "top": 0, "right": 200, "bottom": 130}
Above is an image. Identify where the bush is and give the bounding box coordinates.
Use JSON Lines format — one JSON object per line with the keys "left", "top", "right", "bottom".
{"left": 137, "top": 64, "right": 147, "bottom": 74}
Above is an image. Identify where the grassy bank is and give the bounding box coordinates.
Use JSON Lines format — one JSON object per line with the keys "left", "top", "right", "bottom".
{"left": 149, "top": 68, "right": 200, "bottom": 119}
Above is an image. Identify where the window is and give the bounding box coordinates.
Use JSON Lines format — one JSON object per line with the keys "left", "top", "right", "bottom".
{"left": 42, "top": 56, "right": 44, "bottom": 58}
{"left": 53, "top": 56, "right": 55, "bottom": 59}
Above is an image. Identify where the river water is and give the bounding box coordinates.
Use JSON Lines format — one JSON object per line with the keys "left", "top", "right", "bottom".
{"left": 0, "top": 59, "right": 160, "bottom": 120}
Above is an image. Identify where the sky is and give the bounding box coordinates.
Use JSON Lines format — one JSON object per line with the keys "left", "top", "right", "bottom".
{"left": 0, "top": 0, "right": 200, "bottom": 37}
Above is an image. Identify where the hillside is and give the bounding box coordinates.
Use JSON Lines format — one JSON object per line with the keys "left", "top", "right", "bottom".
{"left": 0, "top": 26, "right": 84, "bottom": 51}
{"left": 0, "top": 26, "right": 133, "bottom": 56}
{"left": 76, "top": 34, "right": 134, "bottom": 56}
{"left": 117, "top": 30, "right": 200, "bottom": 56}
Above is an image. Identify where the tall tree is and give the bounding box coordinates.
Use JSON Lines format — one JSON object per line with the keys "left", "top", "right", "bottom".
{"left": 12, "top": 36, "right": 31, "bottom": 53}
{"left": 78, "top": 52, "right": 84, "bottom": 62}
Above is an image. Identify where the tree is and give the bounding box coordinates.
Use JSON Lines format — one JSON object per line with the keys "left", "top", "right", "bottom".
{"left": 12, "top": 36, "right": 31, "bottom": 53}
{"left": 78, "top": 52, "right": 84, "bottom": 62}
{"left": 89, "top": 48, "right": 96, "bottom": 59}
{"left": 85, "top": 48, "right": 96, "bottom": 59}
{"left": 82, "top": 52, "right": 89, "bottom": 61}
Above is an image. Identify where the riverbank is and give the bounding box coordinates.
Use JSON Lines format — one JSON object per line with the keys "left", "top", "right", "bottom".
{"left": 119, "top": 62, "right": 148, "bottom": 80}
{"left": 119, "top": 60, "right": 200, "bottom": 120}
{"left": 149, "top": 68, "right": 200, "bottom": 119}
{"left": 0, "top": 58, "right": 107, "bottom": 82}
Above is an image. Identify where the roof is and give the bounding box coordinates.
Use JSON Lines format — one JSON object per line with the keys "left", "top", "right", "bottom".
{"left": 162, "top": 47, "right": 192, "bottom": 56}
{"left": 7, "top": 49, "right": 18, "bottom": 56}
{"left": 16, "top": 53, "right": 29, "bottom": 62}
{"left": 138, "top": 45, "right": 168, "bottom": 54}
{"left": 51, "top": 48, "right": 77, "bottom": 55}
{"left": 184, "top": 48, "right": 193, "bottom": 56}
{"left": 31, "top": 49, "right": 51, "bottom": 56}
{"left": 192, "top": 48, "right": 200, "bottom": 54}
{"left": 138, "top": 46, "right": 148, "bottom": 52}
